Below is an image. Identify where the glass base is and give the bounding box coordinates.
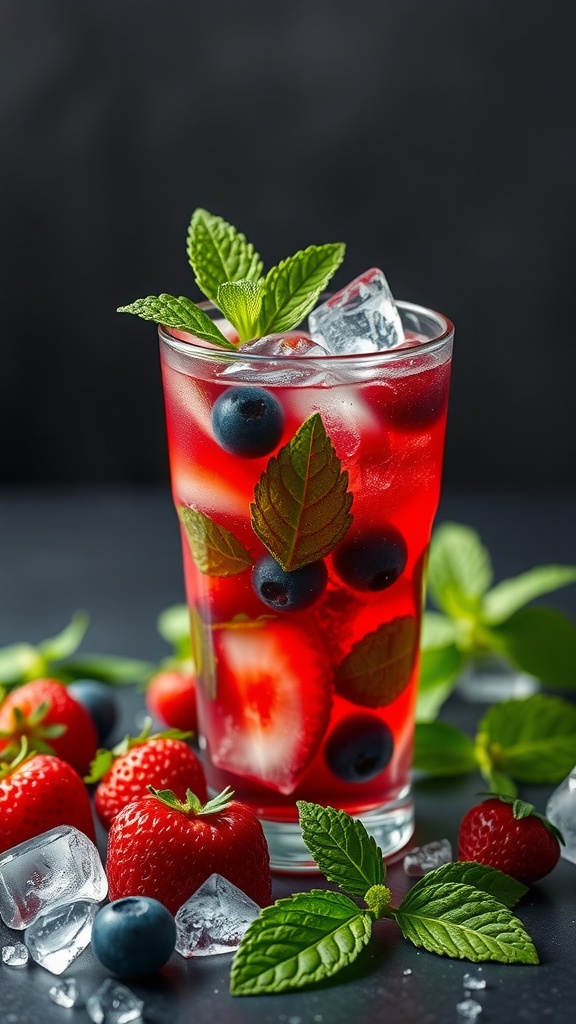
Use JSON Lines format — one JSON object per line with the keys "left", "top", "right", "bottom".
{"left": 261, "top": 789, "right": 415, "bottom": 873}
{"left": 456, "top": 656, "right": 540, "bottom": 703}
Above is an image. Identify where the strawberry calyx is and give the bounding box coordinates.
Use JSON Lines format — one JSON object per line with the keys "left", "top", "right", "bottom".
{"left": 84, "top": 716, "right": 192, "bottom": 784}
{"left": 482, "top": 793, "right": 565, "bottom": 847}
{"left": 0, "top": 736, "right": 35, "bottom": 781}
{"left": 0, "top": 700, "right": 67, "bottom": 761}
{"left": 146, "top": 783, "right": 235, "bottom": 818}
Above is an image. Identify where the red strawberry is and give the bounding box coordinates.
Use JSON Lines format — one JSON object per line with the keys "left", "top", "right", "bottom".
{"left": 458, "top": 795, "right": 564, "bottom": 884}
{"left": 0, "top": 678, "right": 98, "bottom": 776}
{"left": 146, "top": 670, "right": 198, "bottom": 732}
{"left": 205, "top": 618, "right": 332, "bottom": 794}
{"left": 0, "top": 741, "right": 96, "bottom": 853}
{"left": 106, "top": 786, "right": 271, "bottom": 913}
{"left": 88, "top": 718, "right": 207, "bottom": 830}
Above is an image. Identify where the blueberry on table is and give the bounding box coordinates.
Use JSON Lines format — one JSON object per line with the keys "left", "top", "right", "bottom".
{"left": 324, "top": 714, "right": 394, "bottom": 782}
{"left": 332, "top": 526, "right": 407, "bottom": 591}
{"left": 211, "top": 386, "right": 284, "bottom": 457}
{"left": 67, "top": 679, "right": 118, "bottom": 745}
{"left": 91, "top": 897, "right": 176, "bottom": 977}
{"left": 252, "top": 554, "right": 328, "bottom": 612}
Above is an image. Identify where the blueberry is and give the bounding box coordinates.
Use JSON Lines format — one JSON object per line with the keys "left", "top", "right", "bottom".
{"left": 68, "top": 679, "right": 118, "bottom": 744}
{"left": 252, "top": 554, "right": 328, "bottom": 612}
{"left": 92, "top": 897, "right": 176, "bottom": 977}
{"left": 332, "top": 526, "right": 407, "bottom": 591}
{"left": 324, "top": 714, "right": 394, "bottom": 782}
{"left": 212, "top": 386, "right": 284, "bottom": 458}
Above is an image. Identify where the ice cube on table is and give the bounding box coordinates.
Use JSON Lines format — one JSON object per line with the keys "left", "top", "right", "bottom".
{"left": 221, "top": 334, "right": 331, "bottom": 385}
{"left": 86, "top": 979, "right": 144, "bottom": 1024}
{"left": 24, "top": 899, "right": 99, "bottom": 974}
{"left": 546, "top": 765, "right": 576, "bottom": 863}
{"left": 0, "top": 825, "right": 108, "bottom": 929}
{"left": 49, "top": 977, "right": 82, "bottom": 1008}
{"left": 175, "top": 872, "right": 260, "bottom": 957}
{"left": 403, "top": 838, "right": 453, "bottom": 876}
{"left": 457, "top": 997, "right": 483, "bottom": 1019}
{"left": 2, "top": 941, "right": 29, "bottom": 967}
{"left": 463, "top": 973, "right": 486, "bottom": 991}
{"left": 309, "top": 268, "right": 405, "bottom": 354}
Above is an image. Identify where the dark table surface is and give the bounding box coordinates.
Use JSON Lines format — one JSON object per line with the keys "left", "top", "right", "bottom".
{"left": 0, "top": 485, "right": 575, "bottom": 1024}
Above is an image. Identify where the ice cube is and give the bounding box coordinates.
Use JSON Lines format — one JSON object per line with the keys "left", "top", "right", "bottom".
{"left": 24, "top": 899, "right": 98, "bottom": 974}
{"left": 86, "top": 979, "right": 144, "bottom": 1024}
{"left": 463, "top": 973, "right": 487, "bottom": 991}
{"left": 0, "top": 825, "right": 108, "bottom": 929}
{"left": 546, "top": 766, "right": 576, "bottom": 863}
{"left": 175, "top": 872, "right": 260, "bottom": 957}
{"left": 221, "top": 334, "right": 332, "bottom": 385}
{"left": 309, "top": 268, "right": 405, "bottom": 355}
{"left": 2, "top": 941, "right": 29, "bottom": 967}
{"left": 456, "top": 998, "right": 483, "bottom": 1019}
{"left": 403, "top": 838, "right": 453, "bottom": 876}
{"left": 49, "top": 978, "right": 82, "bottom": 1008}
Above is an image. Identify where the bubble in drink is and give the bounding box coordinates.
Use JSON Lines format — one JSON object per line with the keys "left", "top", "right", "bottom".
{"left": 175, "top": 872, "right": 260, "bottom": 957}
{"left": 309, "top": 268, "right": 405, "bottom": 354}
{"left": 24, "top": 899, "right": 99, "bottom": 974}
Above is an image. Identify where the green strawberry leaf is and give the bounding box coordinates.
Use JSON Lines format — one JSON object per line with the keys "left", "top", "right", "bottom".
{"left": 416, "top": 643, "right": 466, "bottom": 722}
{"left": 38, "top": 610, "right": 90, "bottom": 662}
{"left": 231, "top": 889, "right": 372, "bottom": 995}
{"left": 250, "top": 413, "right": 353, "bottom": 571}
{"left": 0, "top": 643, "right": 44, "bottom": 687}
{"left": 117, "top": 294, "right": 236, "bottom": 349}
{"left": 491, "top": 606, "right": 576, "bottom": 689}
{"left": 482, "top": 565, "right": 576, "bottom": 624}
{"left": 413, "top": 721, "right": 477, "bottom": 776}
{"left": 178, "top": 506, "right": 253, "bottom": 576}
{"left": 477, "top": 694, "right": 576, "bottom": 784}
{"left": 187, "top": 208, "right": 264, "bottom": 304}
{"left": 297, "top": 801, "right": 384, "bottom": 897}
{"left": 216, "top": 279, "right": 264, "bottom": 343}
{"left": 427, "top": 522, "right": 493, "bottom": 618}
{"left": 393, "top": 881, "right": 538, "bottom": 964}
{"left": 334, "top": 616, "right": 417, "bottom": 708}
{"left": 408, "top": 861, "right": 529, "bottom": 908}
{"left": 257, "top": 243, "right": 346, "bottom": 336}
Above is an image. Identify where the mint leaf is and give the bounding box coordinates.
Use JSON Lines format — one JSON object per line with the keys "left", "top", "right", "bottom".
{"left": 230, "top": 889, "right": 372, "bottom": 995}
{"left": 250, "top": 413, "right": 353, "bottom": 571}
{"left": 187, "top": 208, "right": 264, "bottom": 304}
{"left": 297, "top": 801, "right": 384, "bottom": 897}
{"left": 421, "top": 611, "right": 459, "bottom": 649}
{"left": 0, "top": 643, "right": 44, "bottom": 687}
{"left": 416, "top": 643, "right": 466, "bottom": 722}
{"left": 257, "top": 243, "right": 346, "bottom": 336}
{"left": 427, "top": 522, "right": 493, "bottom": 618}
{"left": 178, "top": 506, "right": 253, "bottom": 576}
{"left": 38, "top": 611, "right": 89, "bottom": 662}
{"left": 478, "top": 694, "right": 576, "bottom": 784}
{"left": 482, "top": 565, "right": 576, "bottom": 624}
{"left": 216, "top": 279, "right": 264, "bottom": 343}
{"left": 117, "top": 294, "right": 236, "bottom": 349}
{"left": 334, "top": 616, "right": 417, "bottom": 708}
{"left": 393, "top": 881, "right": 538, "bottom": 964}
{"left": 156, "top": 604, "right": 191, "bottom": 661}
{"left": 409, "top": 861, "right": 528, "bottom": 908}
{"left": 413, "top": 721, "right": 477, "bottom": 775}
{"left": 58, "top": 655, "right": 155, "bottom": 685}
{"left": 492, "top": 606, "right": 576, "bottom": 689}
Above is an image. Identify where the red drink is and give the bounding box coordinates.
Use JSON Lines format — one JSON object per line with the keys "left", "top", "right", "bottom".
{"left": 159, "top": 301, "right": 453, "bottom": 869}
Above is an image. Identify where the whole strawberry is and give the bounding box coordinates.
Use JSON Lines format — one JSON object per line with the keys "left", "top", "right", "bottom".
{"left": 107, "top": 786, "right": 271, "bottom": 913}
{"left": 0, "top": 740, "right": 96, "bottom": 853}
{"left": 0, "top": 678, "right": 98, "bottom": 776}
{"left": 87, "top": 718, "right": 207, "bottom": 830}
{"left": 145, "top": 670, "right": 198, "bottom": 732}
{"left": 458, "top": 795, "right": 564, "bottom": 884}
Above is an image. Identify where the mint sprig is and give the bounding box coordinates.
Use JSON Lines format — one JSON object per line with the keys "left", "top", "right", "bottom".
{"left": 231, "top": 802, "right": 538, "bottom": 995}
{"left": 187, "top": 208, "right": 264, "bottom": 304}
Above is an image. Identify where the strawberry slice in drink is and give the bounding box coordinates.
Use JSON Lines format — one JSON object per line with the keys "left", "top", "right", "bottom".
{"left": 205, "top": 619, "right": 332, "bottom": 795}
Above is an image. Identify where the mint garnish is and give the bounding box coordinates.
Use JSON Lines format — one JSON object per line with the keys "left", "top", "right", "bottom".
{"left": 117, "top": 294, "right": 235, "bottom": 349}
{"left": 250, "top": 412, "right": 353, "bottom": 571}
{"left": 187, "top": 208, "right": 264, "bottom": 305}
{"left": 256, "top": 243, "right": 346, "bottom": 335}
{"left": 216, "top": 280, "right": 264, "bottom": 344}
{"left": 334, "top": 616, "right": 417, "bottom": 708}
{"left": 178, "top": 506, "right": 253, "bottom": 576}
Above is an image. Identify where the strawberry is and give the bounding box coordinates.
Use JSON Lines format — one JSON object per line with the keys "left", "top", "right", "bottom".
{"left": 206, "top": 618, "right": 332, "bottom": 794}
{"left": 458, "top": 795, "right": 564, "bottom": 884}
{"left": 0, "top": 678, "right": 98, "bottom": 776}
{"left": 106, "top": 786, "right": 271, "bottom": 913}
{"left": 145, "top": 670, "right": 198, "bottom": 732}
{"left": 0, "top": 740, "right": 96, "bottom": 853}
{"left": 87, "top": 718, "right": 207, "bottom": 830}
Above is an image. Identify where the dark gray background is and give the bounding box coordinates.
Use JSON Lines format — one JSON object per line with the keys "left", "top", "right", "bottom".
{"left": 1, "top": 0, "right": 575, "bottom": 487}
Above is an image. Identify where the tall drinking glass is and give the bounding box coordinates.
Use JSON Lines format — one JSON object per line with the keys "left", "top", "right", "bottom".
{"left": 159, "top": 301, "right": 454, "bottom": 870}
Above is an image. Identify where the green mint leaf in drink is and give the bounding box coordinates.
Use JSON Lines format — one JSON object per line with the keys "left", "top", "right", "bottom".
{"left": 216, "top": 279, "right": 264, "bottom": 343}
{"left": 482, "top": 565, "right": 576, "bottom": 625}
{"left": 334, "top": 616, "right": 417, "bottom": 708}
{"left": 257, "top": 243, "right": 346, "bottom": 336}
{"left": 413, "top": 721, "right": 477, "bottom": 775}
{"left": 392, "top": 881, "right": 538, "bottom": 964}
{"left": 296, "top": 801, "right": 385, "bottom": 896}
{"left": 416, "top": 643, "right": 466, "bottom": 722}
{"left": 491, "top": 606, "right": 576, "bottom": 689}
{"left": 409, "top": 861, "right": 529, "bottom": 908}
{"left": 250, "top": 412, "right": 353, "bottom": 571}
{"left": 477, "top": 694, "right": 576, "bottom": 785}
{"left": 117, "top": 294, "right": 236, "bottom": 349}
{"left": 187, "top": 208, "right": 264, "bottom": 305}
{"left": 427, "top": 522, "right": 493, "bottom": 618}
{"left": 178, "top": 506, "right": 253, "bottom": 576}
{"left": 188, "top": 606, "right": 217, "bottom": 696}
{"left": 230, "top": 889, "right": 372, "bottom": 995}
{"left": 37, "top": 610, "right": 90, "bottom": 662}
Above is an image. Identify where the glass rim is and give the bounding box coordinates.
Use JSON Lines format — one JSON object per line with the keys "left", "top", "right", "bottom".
{"left": 158, "top": 298, "right": 454, "bottom": 367}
